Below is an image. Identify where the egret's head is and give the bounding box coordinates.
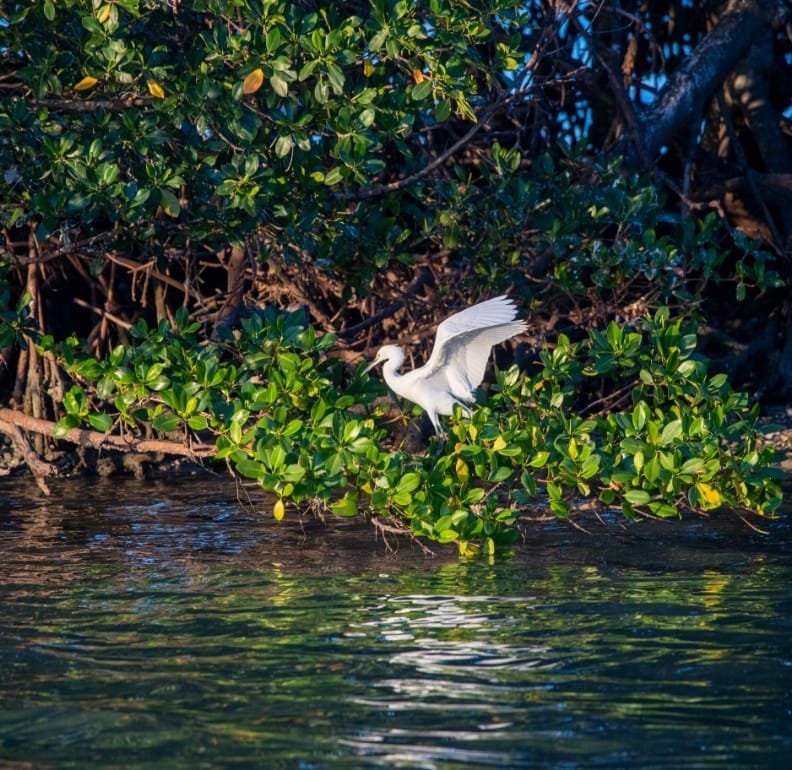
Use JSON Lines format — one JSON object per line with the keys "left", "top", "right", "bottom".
{"left": 364, "top": 344, "right": 403, "bottom": 374}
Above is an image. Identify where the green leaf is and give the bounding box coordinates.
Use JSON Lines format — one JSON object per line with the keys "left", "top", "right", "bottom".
{"left": 411, "top": 79, "right": 433, "bottom": 101}
{"left": 87, "top": 412, "right": 113, "bottom": 432}
{"left": 266, "top": 27, "right": 282, "bottom": 52}
{"left": 679, "top": 457, "right": 705, "bottom": 476}
{"left": 188, "top": 414, "right": 209, "bottom": 431}
{"left": 63, "top": 387, "right": 86, "bottom": 416}
{"left": 282, "top": 419, "right": 303, "bottom": 437}
{"left": 359, "top": 107, "right": 375, "bottom": 128}
{"left": 282, "top": 463, "right": 306, "bottom": 483}
{"left": 53, "top": 414, "right": 80, "bottom": 438}
{"left": 528, "top": 450, "right": 550, "bottom": 468}
{"left": 397, "top": 472, "right": 421, "bottom": 495}
{"left": 488, "top": 466, "right": 513, "bottom": 483}
{"left": 271, "top": 73, "right": 289, "bottom": 97}
{"left": 148, "top": 374, "right": 171, "bottom": 391}
{"left": 599, "top": 488, "right": 616, "bottom": 505}
{"left": 465, "top": 487, "right": 486, "bottom": 504}
{"left": 323, "top": 167, "right": 344, "bottom": 185}
{"left": 369, "top": 29, "right": 388, "bottom": 50}
{"left": 649, "top": 501, "right": 679, "bottom": 518}
{"left": 268, "top": 444, "right": 286, "bottom": 471}
{"left": 274, "top": 135, "right": 292, "bottom": 158}
{"left": 235, "top": 458, "right": 264, "bottom": 480}
{"left": 152, "top": 412, "right": 182, "bottom": 433}
{"left": 331, "top": 491, "right": 359, "bottom": 517}
{"left": 391, "top": 491, "right": 412, "bottom": 506}
{"left": 606, "top": 320, "right": 622, "bottom": 348}
{"left": 435, "top": 98, "right": 452, "bottom": 122}
{"left": 624, "top": 489, "right": 651, "bottom": 506}
{"left": 659, "top": 419, "right": 683, "bottom": 445}
{"left": 632, "top": 401, "right": 649, "bottom": 431}
{"left": 436, "top": 528, "right": 460, "bottom": 543}
{"left": 325, "top": 62, "right": 345, "bottom": 93}
{"left": 159, "top": 188, "right": 181, "bottom": 218}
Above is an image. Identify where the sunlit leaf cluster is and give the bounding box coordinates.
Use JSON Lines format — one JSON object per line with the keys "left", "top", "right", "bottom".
{"left": 46, "top": 307, "right": 782, "bottom": 555}
{"left": 1, "top": 0, "right": 532, "bottom": 262}
{"left": 0, "top": 1, "right": 785, "bottom": 556}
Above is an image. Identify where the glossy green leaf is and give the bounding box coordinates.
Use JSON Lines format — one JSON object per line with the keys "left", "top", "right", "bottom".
{"left": 624, "top": 489, "right": 651, "bottom": 506}
{"left": 659, "top": 420, "right": 683, "bottom": 445}
{"left": 53, "top": 414, "right": 81, "bottom": 438}
{"left": 330, "top": 492, "right": 359, "bottom": 517}
{"left": 159, "top": 188, "right": 181, "bottom": 217}
{"left": 152, "top": 413, "right": 182, "bottom": 433}
{"left": 88, "top": 412, "right": 113, "bottom": 432}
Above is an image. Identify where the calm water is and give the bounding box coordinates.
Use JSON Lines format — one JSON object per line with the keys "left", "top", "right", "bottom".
{"left": 1, "top": 476, "right": 790, "bottom": 769}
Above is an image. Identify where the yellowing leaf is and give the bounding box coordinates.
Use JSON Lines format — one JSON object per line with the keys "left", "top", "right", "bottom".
{"left": 363, "top": 59, "right": 373, "bottom": 77}
{"left": 412, "top": 68, "right": 425, "bottom": 83}
{"left": 97, "top": 4, "right": 111, "bottom": 24}
{"left": 455, "top": 457, "right": 469, "bottom": 483}
{"left": 697, "top": 482, "right": 722, "bottom": 508}
{"left": 74, "top": 76, "right": 98, "bottom": 91}
{"left": 273, "top": 499, "right": 285, "bottom": 521}
{"left": 458, "top": 541, "right": 476, "bottom": 557}
{"left": 492, "top": 435, "right": 507, "bottom": 452}
{"left": 242, "top": 68, "right": 265, "bottom": 95}
{"left": 147, "top": 79, "right": 165, "bottom": 99}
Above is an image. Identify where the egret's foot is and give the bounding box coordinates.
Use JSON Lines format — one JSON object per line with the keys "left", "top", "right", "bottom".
{"left": 431, "top": 433, "right": 446, "bottom": 461}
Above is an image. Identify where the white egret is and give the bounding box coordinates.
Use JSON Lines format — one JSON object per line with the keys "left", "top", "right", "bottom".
{"left": 365, "top": 295, "right": 527, "bottom": 436}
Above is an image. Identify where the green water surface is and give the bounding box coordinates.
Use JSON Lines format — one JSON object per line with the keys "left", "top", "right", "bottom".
{"left": 1, "top": 477, "right": 790, "bottom": 769}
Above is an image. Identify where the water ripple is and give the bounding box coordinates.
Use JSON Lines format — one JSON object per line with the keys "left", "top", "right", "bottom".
{"left": 1, "top": 476, "right": 791, "bottom": 769}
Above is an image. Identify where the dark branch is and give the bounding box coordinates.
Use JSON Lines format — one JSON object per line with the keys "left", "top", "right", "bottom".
{"left": 634, "top": 0, "right": 774, "bottom": 162}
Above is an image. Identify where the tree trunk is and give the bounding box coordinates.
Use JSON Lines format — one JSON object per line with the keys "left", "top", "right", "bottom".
{"left": 632, "top": 0, "right": 774, "bottom": 163}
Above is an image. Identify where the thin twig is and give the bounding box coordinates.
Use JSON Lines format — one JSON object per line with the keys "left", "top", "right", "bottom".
{"left": 72, "top": 297, "right": 133, "bottom": 330}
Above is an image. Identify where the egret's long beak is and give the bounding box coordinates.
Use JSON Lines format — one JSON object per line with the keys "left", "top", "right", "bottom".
{"left": 364, "top": 357, "right": 381, "bottom": 374}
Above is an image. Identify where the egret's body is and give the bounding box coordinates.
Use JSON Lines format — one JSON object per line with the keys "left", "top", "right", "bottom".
{"left": 365, "top": 296, "right": 527, "bottom": 436}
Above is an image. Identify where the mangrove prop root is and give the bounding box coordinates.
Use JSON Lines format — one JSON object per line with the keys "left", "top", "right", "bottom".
{"left": 0, "top": 407, "right": 216, "bottom": 487}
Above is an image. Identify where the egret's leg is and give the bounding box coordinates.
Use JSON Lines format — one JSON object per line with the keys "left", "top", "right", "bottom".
{"left": 427, "top": 412, "right": 447, "bottom": 459}
{"left": 427, "top": 410, "right": 444, "bottom": 438}
{"left": 431, "top": 432, "right": 446, "bottom": 462}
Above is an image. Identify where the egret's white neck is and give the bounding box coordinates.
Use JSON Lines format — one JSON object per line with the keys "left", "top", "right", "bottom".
{"left": 383, "top": 346, "right": 404, "bottom": 372}
{"left": 380, "top": 346, "right": 408, "bottom": 393}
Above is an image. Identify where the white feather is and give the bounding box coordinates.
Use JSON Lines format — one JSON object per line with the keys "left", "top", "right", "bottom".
{"left": 365, "top": 296, "right": 527, "bottom": 436}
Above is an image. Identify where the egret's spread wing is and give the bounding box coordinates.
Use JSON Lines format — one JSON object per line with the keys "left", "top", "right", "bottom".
{"left": 425, "top": 296, "right": 526, "bottom": 397}
{"left": 431, "top": 296, "right": 518, "bottom": 348}
{"left": 460, "top": 323, "right": 526, "bottom": 387}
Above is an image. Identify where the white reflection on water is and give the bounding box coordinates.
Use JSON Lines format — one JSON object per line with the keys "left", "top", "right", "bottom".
{"left": 341, "top": 736, "right": 531, "bottom": 769}
{"left": 390, "top": 638, "right": 555, "bottom": 677}
{"left": 351, "top": 591, "right": 555, "bottom": 690}
{"left": 343, "top": 593, "right": 556, "bottom": 767}
{"left": 355, "top": 593, "right": 544, "bottom": 635}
